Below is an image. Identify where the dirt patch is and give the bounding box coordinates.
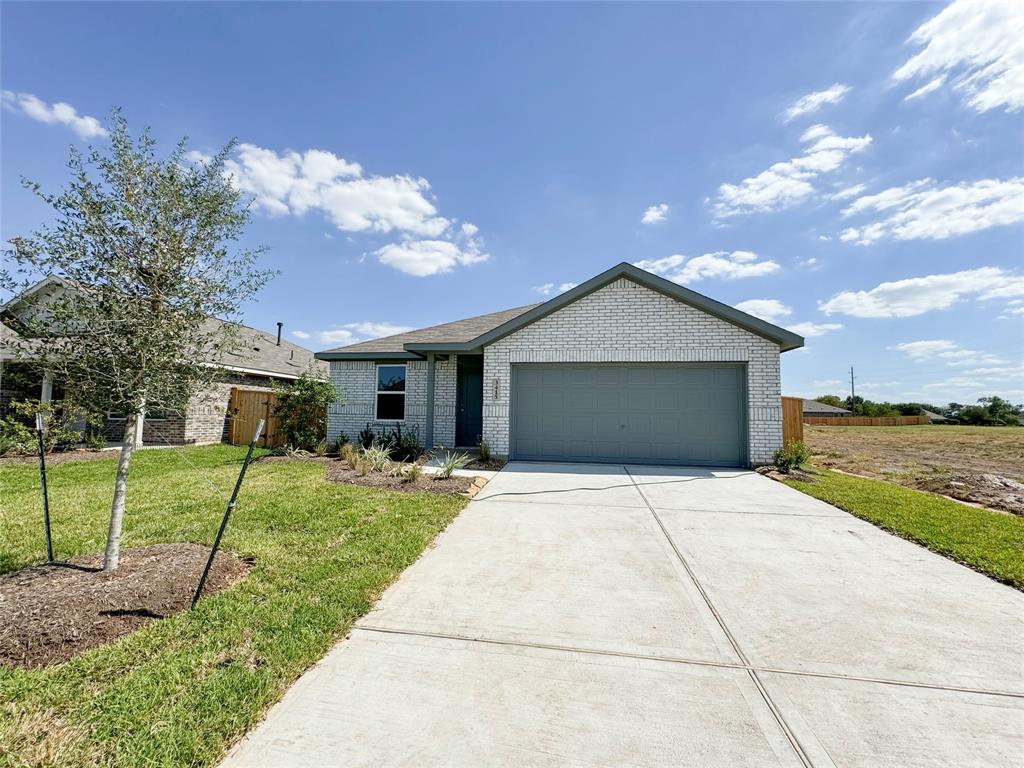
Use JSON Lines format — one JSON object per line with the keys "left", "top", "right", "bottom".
{"left": 325, "top": 461, "right": 475, "bottom": 495}
{"left": 912, "top": 473, "right": 1024, "bottom": 515}
{"left": 0, "top": 544, "right": 250, "bottom": 669}
{"left": 806, "top": 425, "right": 1024, "bottom": 515}
{"left": 0, "top": 449, "right": 111, "bottom": 466}
{"left": 757, "top": 466, "right": 817, "bottom": 484}
{"left": 466, "top": 457, "right": 507, "bottom": 471}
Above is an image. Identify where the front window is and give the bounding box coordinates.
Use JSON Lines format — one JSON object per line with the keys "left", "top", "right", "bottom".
{"left": 375, "top": 364, "right": 406, "bottom": 420}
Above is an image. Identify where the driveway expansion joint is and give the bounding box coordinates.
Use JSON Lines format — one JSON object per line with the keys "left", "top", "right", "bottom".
{"left": 623, "top": 466, "right": 815, "bottom": 768}
{"left": 353, "top": 625, "right": 1024, "bottom": 700}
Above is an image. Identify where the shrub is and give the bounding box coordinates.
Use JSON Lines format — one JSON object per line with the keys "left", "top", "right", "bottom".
{"left": 361, "top": 444, "right": 392, "bottom": 472}
{"left": 340, "top": 442, "right": 359, "bottom": 470}
{"left": 0, "top": 398, "right": 101, "bottom": 455}
{"left": 357, "top": 459, "right": 370, "bottom": 476}
{"left": 403, "top": 462, "right": 423, "bottom": 483}
{"left": 477, "top": 438, "right": 492, "bottom": 463}
{"left": 435, "top": 450, "right": 471, "bottom": 479}
{"left": 272, "top": 373, "right": 337, "bottom": 452}
{"left": 358, "top": 423, "right": 376, "bottom": 449}
{"left": 0, "top": 417, "right": 35, "bottom": 456}
{"left": 773, "top": 441, "right": 811, "bottom": 473}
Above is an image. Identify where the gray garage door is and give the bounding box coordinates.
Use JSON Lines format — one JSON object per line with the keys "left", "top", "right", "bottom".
{"left": 511, "top": 364, "right": 747, "bottom": 467}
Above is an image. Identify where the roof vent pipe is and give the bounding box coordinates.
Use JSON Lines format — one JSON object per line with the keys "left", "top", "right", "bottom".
{"left": 276, "top": 322, "right": 283, "bottom": 346}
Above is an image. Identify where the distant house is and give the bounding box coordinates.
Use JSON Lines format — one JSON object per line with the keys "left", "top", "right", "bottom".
{"left": 922, "top": 409, "right": 949, "bottom": 423}
{"left": 0, "top": 277, "right": 325, "bottom": 446}
{"left": 799, "top": 398, "right": 852, "bottom": 418}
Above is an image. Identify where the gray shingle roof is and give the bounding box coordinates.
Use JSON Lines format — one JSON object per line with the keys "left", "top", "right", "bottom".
{"left": 322, "top": 304, "right": 542, "bottom": 354}
{"left": 207, "top": 318, "right": 327, "bottom": 379}
{"left": 800, "top": 399, "right": 851, "bottom": 415}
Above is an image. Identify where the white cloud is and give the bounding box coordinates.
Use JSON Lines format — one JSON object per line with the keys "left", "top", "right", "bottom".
{"left": 216, "top": 142, "right": 488, "bottom": 276}
{"left": 635, "top": 250, "right": 780, "bottom": 283}
{"left": 839, "top": 177, "right": 1024, "bottom": 244}
{"left": 641, "top": 203, "right": 669, "bottom": 224}
{"left": 312, "top": 321, "right": 415, "bottom": 346}
{"left": 534, "top": 282, "right": 578, "bottom": 296}
{"left": 893, "top": 0, "right": 1024, "bottom": 113}
{"left": 813, "top": 379, "right": 843, "bottom": 387}
{"left": 290, "top": 330, "right": 312, "bottom": 340}
{"left": 889, "top": 339, "right": 960, "bottom": 360}
{"left": 734, "top": 299, "right": 792, "bottom": 323}
{"left": 787, "top": 321, "right": 843, "bottom": 337}
{"left": 820, "top": 267, "right": 1024, "bottom": 318}
{"left": 783, "top": 84, "right": 852, "bottom": 122}
{"left": 904, "top": 74, "right": 948, "bottom": 102}
{"left": 889, "top": 340, "right": 1009, "bottom": 370}
{"left": 832, "top": 184, "right": 866, "bottom": 201}
{"left": 714, "top": 125, "right": 871, "bottom": 217}
{"left": 1, "top": 90, "right": 107, "bottom": 139}
{"left": 373, "top": 237, "right": 488, "bottom": 277}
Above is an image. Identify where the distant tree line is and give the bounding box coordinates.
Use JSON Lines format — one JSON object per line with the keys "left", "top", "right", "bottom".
{"left": 813, "top": 395, "right": 1022, "bottom": 426}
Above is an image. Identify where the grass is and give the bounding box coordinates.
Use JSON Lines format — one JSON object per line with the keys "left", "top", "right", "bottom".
{"left": 784, "top": 468, "right": 1024, "bottom": 589}
{"left": 0, "top": 445, "right": 466, "bottom": 767}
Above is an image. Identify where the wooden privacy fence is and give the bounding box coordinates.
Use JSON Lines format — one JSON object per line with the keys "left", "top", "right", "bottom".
{"left": 227, "top": 388, "right": 285, "bottom": 447}
{"left": 781, "top": 396, "right": 804, "bottom": 447}
{"left": 804, "top": 415, "right": 930, "bottom": 427}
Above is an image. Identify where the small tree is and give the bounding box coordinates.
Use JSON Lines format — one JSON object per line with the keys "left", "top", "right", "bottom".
{"left": 273, "top": 371, "right": 337, "bottom": 451}
{"left": 3, "top": 114, "right": 273, "bottom": 569}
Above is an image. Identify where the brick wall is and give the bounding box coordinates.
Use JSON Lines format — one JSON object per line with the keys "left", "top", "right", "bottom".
{"left": 326, "top": 356, "right": 457, "bottom": 449}
{"left": 481, "top": 277, "right": 783, "bottom": 465}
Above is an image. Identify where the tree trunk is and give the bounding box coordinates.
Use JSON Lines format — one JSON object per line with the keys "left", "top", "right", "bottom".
{"left": 103, "top": 413, "right": 139, "bottom": 570}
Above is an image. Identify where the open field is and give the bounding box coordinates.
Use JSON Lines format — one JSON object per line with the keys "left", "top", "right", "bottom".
{"left": 805, "top": 425, "right": 1024, "bottom": 515}
{"left": 0, "top": 446, "right": 465, "bottom": 767}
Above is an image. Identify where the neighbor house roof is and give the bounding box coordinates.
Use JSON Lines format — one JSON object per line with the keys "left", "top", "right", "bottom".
{"left": 800, "top": 399, "right": 852, "bottom": 415}
{"left": 1, "top": 279, "right": 324, "bottom": 380}
{"left": 317, "top": 262, "right": 805, "bottom": 360}
{"left": 922, "top": 409, "right": 948, "bottom": 422}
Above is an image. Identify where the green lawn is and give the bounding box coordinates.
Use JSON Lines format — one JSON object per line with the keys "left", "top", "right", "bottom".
{"left": 0, "top": 446, "right": 466, "bottom": 767}
{"left": 784, "top": 468, "right": 1024, "bottom": 589}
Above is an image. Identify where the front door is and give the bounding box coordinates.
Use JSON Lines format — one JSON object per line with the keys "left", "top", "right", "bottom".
{"left": 456, "top": 357, "right": 484, "bottom": 447}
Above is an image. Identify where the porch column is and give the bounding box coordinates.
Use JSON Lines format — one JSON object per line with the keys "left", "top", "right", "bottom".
{"left": 40, "top": 372, "right": 53, "bottom": 403}
{"left": 425, "top": 353, "right": 435, "bottom": 448}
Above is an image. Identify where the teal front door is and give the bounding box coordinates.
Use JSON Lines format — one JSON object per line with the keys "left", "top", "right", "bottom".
{"left": 456, "top": 357, "right": 483, "bottom": 447}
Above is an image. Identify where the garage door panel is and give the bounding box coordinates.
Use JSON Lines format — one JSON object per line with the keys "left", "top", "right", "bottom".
{"left": 512, "top": 364, "right": 746, "bottom": 467}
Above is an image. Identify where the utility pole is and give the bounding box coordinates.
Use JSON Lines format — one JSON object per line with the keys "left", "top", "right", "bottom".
{"left": 849, "top": 366, "right": 856, "bottom": 411}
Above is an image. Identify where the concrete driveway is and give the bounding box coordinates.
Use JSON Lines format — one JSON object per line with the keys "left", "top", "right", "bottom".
{"left": 223, "top": 463, "right": 1024, "bottom": 767}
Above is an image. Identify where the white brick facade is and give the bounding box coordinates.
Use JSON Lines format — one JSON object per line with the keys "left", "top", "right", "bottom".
{"left": 481, "top": 277, "right": 782, "bottom": 465}
{"left": 326, "top": 277, "right": 785, "bottom": 465}
{"left": 327, "top": 356, "right": 458, "bottom": 448}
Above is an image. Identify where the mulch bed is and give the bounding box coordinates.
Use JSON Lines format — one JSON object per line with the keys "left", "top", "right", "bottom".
{"left": 0, "top": 448, "right": 112, "bottom": 466}
{"left": 325, "top": 461, "right": 475, "bottom": 495}
{"left": 0, "top": 544, "right": 250, "bottom": 669}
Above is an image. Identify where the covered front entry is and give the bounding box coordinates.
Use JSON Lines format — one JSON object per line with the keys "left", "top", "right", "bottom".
{"left": 455, "top": 355, "right": 483, "bottom": 448}
{"left": 510, "top": 363, "right": 747, "bottom": 466}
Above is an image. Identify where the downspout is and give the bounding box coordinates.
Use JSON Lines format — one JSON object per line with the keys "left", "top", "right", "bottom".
{"left": 425, "top": 352, "right": 435, "bottom": 448}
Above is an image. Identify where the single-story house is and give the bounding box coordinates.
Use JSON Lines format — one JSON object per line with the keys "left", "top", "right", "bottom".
{"left": 316, "top": 262, "right": 804, "bottom": 467}
{"left": 800, "top": 399, "right": 852, "bottom": 417}
{"left": 922, "top": 409, "right": 949, "bottom": 423}
{"left": 1, "top": 277, "right": 325, "bottom": 446}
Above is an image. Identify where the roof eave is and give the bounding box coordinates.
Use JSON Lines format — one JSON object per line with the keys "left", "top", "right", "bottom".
{"left": 315, "top": 350, "right": 423, "bottom": 361}
{"left": 459, "top": 262, "right": 805, "bottom": 352}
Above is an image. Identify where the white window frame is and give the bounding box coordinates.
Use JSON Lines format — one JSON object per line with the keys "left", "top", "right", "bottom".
{"left": 374, "top": 363, "right": 407, "bottom": 422}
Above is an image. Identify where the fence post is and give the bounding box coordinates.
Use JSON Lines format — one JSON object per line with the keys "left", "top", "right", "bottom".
{"left": 191, "top": 418, "right": 264, "bottom": 609}
{"left": 35, "top": 413, "right": 54, "bottom": 563}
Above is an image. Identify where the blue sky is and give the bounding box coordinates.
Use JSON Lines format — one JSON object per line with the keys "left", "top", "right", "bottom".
{"left": 2, "top": 1, "right": 1022, "bottom": 406}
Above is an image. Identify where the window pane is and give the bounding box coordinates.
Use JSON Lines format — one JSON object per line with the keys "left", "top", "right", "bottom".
{"left": 377, "top": 365, "right": 406, "bottom": 392}
{"left": 376, "top": 393, "right": 405, "bottom": 420}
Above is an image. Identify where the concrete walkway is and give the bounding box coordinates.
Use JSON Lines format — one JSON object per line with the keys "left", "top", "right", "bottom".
{"left": 222, "top": 463, "right": 1024, "bottom": 767}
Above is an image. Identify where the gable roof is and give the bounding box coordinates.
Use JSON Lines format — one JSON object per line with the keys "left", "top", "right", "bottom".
{"left": 800, "top": 398, "right": 852, "bottom": 415}
{"left": 317, "top": 262, "right": 804, "bottom": 360}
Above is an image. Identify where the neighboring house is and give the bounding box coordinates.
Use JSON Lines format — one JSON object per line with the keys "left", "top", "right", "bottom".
{"left": 800, "top": 399, "right": 852, "bottom": 418}
{"left": 922, "top": 409, "right": 949, "bottom": 423}
{"left": 317, "top": 262, "right": 804, "bottom": 467}
{"left": 0, "top": 277, "right": 326, "bottom": 446}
